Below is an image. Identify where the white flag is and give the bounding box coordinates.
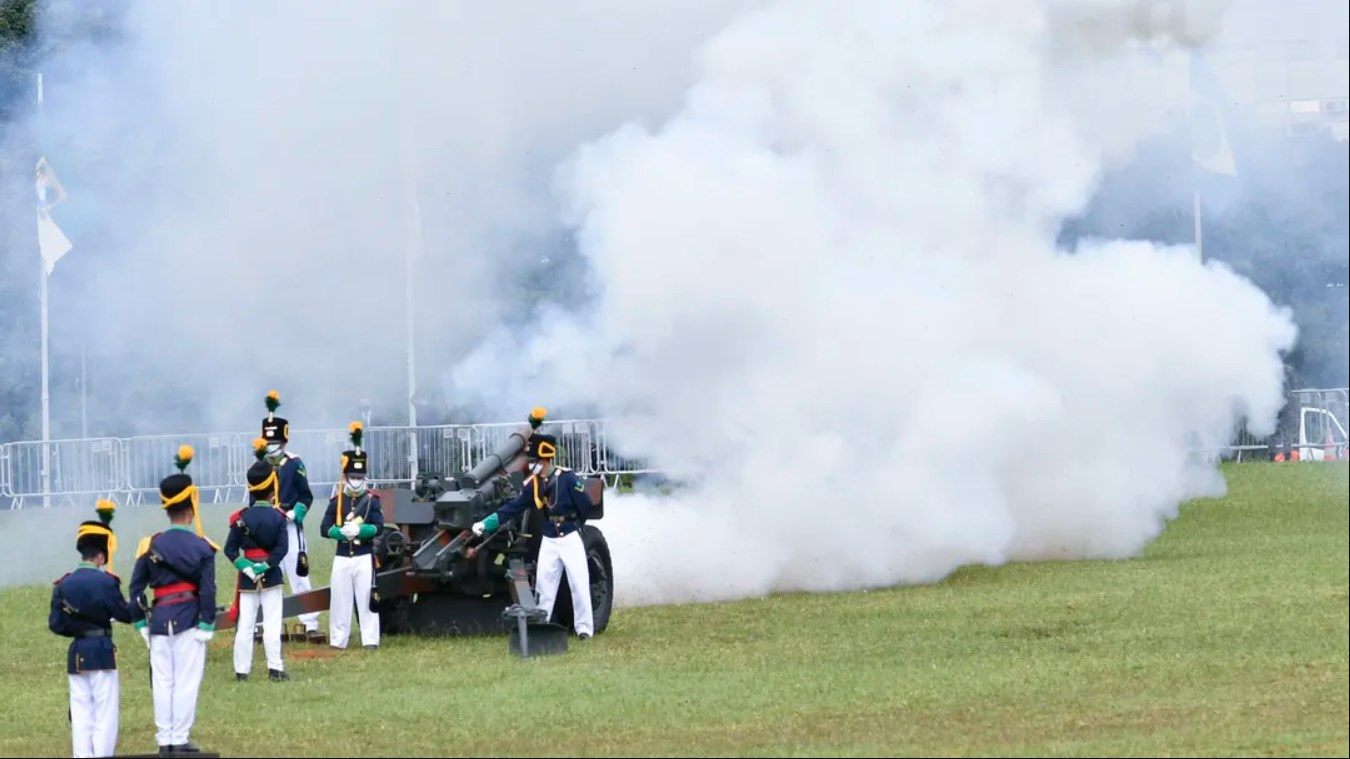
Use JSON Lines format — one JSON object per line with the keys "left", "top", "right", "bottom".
{"left": 1189, "top": 52, "right": 1238, "bottom": 177}
{"left": 36, "top": 156, "right": 73, "bottom": 276}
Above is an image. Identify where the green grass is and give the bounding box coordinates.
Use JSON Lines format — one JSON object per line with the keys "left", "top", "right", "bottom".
{"left": 2, "top": 462, "right": 1346, "bottom": 757}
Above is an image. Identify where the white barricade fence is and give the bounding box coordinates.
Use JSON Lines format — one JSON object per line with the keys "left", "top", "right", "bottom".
{"left": 1, "top": 418, "right": 664, "bottom": 508}
{"left": 0, "top": 437, "right": 123, "bottom": 508}
{"left": 4, "top": 392, "right": 1347, "bottom": 508}
{"left": 121, "top": 433, "right": 244, "bottom": 505}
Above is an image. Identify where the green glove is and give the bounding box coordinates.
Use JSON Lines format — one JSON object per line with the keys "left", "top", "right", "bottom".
{"left": 293, "top": 504, "right": 308, "bottom": 525}
{"left": 357, "top": 524, "right": 377, "bottom": 540}
{"left": 327, "top": 525, "right": 343, "bottom": 541}
{"left": 197, "top": 621, "right": 214, "bottom": 632}
{"left": 232, "top": 556, "right": 252, "bottom": 572}
{"left": 482, "top": 514, "right": 499, "bottom": 533}
{"left": 133, "top": 619, "right": 147, "bottom": 631}
{"left": 251, "top": 562, "right": 270, "bottom": 576}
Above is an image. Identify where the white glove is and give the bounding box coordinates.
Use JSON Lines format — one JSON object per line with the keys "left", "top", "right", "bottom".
{"left": 285, "top": 509, "right": 296, "bottom": 522}
{"left": 194, "top": 627, "right": 214, "bottom": 643}
{"left": 139, "top": 626, "right": 150, "bottom": 647}
{"left": 242, "top": 566, "right": 259, "bottom": 582}
{"left": 341, "top": 522, "right": 360, "bottom": 539}
{"left": 471, "top": 521, "right": 485, "bottom": 536}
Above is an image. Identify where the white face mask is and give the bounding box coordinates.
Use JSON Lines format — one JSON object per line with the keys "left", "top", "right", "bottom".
{"left": 266, "top": 443, "right": 284, "bottom": 461}
{"left": 529, "top": 461, "right": 543, "bottom": 476}
{"left": 344, "top": 477, "right": 367, "bottom": 496}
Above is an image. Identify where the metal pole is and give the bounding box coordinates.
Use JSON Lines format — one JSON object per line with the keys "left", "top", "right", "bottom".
{"left": 40, "top": 251, "right": 51, "bottom": 509}
{"left": 37, "top": 72, "right": 51, "bottom": 509}
{"left": 405, "top": 196, "right": 418, "bottom": 431}
{"left": 81, "top": 345, "right": 88, "bottom": 439}
{"left": 391, "top": 38, "right": 421, "bottom": 483}
{"left": 1193, "top": 187, "right": 1203, "bottom": 262}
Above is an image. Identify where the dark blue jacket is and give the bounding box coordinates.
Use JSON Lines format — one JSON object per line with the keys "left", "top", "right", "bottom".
{"left": 128, "top": 526, "right": 219, "bottom": 635}
{"left": 493, "top": 467, "right": 592, "bottom": 538}
{"left": 49, "top": 564, "right": 134, "bottom": 675}
{"left": 276, "top": 453, "right": 314, "bottom": 525}
{"left": 321, "top": 491, "right": 384, "bottom": 558}
{"left": 223, "top": 502, "right": 289, "bottom": 590}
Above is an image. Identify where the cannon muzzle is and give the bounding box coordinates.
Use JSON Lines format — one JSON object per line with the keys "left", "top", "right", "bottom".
{"left": 456, "top": 406, "right": 547, "bottom": 491}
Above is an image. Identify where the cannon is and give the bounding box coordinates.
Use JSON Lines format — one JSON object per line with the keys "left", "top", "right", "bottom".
{"left": 217, "top": 407, "right": 614, "bottom": 656}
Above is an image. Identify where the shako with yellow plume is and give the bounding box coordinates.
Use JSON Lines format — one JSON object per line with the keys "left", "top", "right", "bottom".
{"left": 246, "top": 436, "right": 279, "bottom": 505}
{"left": 75, "top": 499, "right": 119, "bottom": 574}
{"left": 143, "top": 444, "right": 219, "bottom": 552}
{"left": 260, "top": 390, "right": 289, "bottom": 460}
{"left": 336, "top": 420, "right": 369, "bottom": 522}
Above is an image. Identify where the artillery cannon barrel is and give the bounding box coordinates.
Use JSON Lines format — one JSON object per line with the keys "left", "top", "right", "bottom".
{"left": 460, "top": 408, "right": 547, "bottom": 489}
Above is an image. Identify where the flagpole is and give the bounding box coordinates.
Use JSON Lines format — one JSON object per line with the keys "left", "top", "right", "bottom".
{"left": 40, "top": 245, "right": 51, "bottom": 508}
{"left": 1193, "top": 186, "right": 1203, "bottom": 263}
{"left": 80, "top": 344, "right": 88, "bottom": 439}
{"left": 390, "top": 38, "right": 421, "bottom": 483}
{"left": 37, "top": 72, "right": 51, "bottom": 509}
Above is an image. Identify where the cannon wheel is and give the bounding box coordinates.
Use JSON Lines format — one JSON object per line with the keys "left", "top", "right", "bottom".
{"left": 547, "top": 524, "right": 614, "bottom": 635}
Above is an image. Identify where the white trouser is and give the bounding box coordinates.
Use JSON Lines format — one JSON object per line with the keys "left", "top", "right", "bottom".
{"left": 69, "top": 670, "right": 118, "bottom": 758}
{"left": 234, "top": 585, "right": 284, "bottom": 674}
{"left": 536, "top": 531, "right": 593, "bottom": 636}
{"left": 150, "top": 629, "right": 206, "bottom": 747}
{"left": 329, "top": 554, "right": 379, "bottom": 649}
{"left": 281, "top": 520, "right": 319, "bottom": 631}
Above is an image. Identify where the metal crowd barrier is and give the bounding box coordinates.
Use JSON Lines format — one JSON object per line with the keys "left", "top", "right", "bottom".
{"left": 5, "top": 389, "right": 1345, "bottom": 509}
{"left": 1, "top": 418, "right": 659, "bottom": 509}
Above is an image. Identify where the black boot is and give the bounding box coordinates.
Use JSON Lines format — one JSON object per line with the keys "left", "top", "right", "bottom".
{"left": 235, "top": 672, "right": 248, "bottom": 681}
{"left": 269, "top": 668, "right": 290, "bottom": 681}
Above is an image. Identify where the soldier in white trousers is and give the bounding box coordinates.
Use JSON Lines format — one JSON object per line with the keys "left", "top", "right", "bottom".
{"left": 320, "top": 422, "right": 385, "bottom": 649}
{"left": 128, "top": 446, "right": 219, "bottom": 755}
{"left": 472, "top": 432, "right": 596, "bottom": 638}
{"left": 50, "top": 500, "right": 133, "bottom": 758}
{"left": 259, "top": 391, "right": 322, "bottom": 640}
{"left": 223, "top": 441, "right": 292, "bottom": 681}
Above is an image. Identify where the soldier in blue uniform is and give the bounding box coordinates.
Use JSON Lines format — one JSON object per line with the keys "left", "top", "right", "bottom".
{"left": 224, "top": 437, "right": 291, "bottom": 681}
{"left": 472, "top": 433, "right": 595, "bottom": 638}
{"left": 259, "top": 390, "right": 321, "bottom": 639}
{"left": 319, "top": 421, "right": 384, "bottom": 649}
{"left": 50, "top": 499, "right": 133, "bottom": 758}
{"left": 128, "top": 445, "right": 218, "bottom": 756}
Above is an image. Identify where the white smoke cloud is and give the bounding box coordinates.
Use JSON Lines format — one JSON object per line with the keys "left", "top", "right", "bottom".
{"left": 7, "top": 0, "right": 760, "bottom": 436}
{"left": 449, "top": 0, "right": 1300, "bottom": 607}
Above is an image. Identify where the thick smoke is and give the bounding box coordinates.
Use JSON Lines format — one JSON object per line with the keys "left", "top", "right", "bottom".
{"left": 5, "top": 0, "right": 758, "bottom": 436}
{"left": 449, "top": 0, "right": 1301, "bottom": 607}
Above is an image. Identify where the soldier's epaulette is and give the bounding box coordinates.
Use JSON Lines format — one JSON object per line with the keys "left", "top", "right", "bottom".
{"left": 136, "top": 534, "right": 158, "bottom": 559}
{"left": 228, "top": 508, "right": 244, "bottom": 526}
{"left": 205, "top": 537, "right": 221, "bottom": 552}
{"left": 53, "top": 572, "right": 71, "bottom": 586}
{"left": 106, "top": 571, "right": 122, "bottom": 584}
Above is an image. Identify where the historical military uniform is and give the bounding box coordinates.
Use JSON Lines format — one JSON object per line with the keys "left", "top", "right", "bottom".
{"left": 223, "top": 438, "right": 291, "bottom": 681}
{"left": 128, "top": 446, "right": 218, "bottom": 755}
{"left": 319, "top": 422, "right": 384, "bottom": 649}
{"left": 50, "top": 500, "right": 133, "bottom": 758}
{"left": 260, "top": 391, "right": 320, "bottom": 638}
{"left": 473, "top": 434, "right": 595, "bottom": 638}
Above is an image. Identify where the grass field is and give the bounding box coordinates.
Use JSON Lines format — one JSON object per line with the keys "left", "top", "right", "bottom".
{"left": 1, "top": 462, "right": 1346, "bottom": 758}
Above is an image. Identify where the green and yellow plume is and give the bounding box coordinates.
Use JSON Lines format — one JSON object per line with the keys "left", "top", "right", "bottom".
{"left": 252, "top": 436, "right": 268, "bottom": 461}
{"left": 349, "top": 420, "right": 364, "bottom": 453}
{"left": 95, "top": 498, "right": 116, "bottom": 526}
{"left": 82, "top": 500, "right": 119, "bottom": 572}
{"left": 529, "top": 406, "right": 547, "bottom": 429}
{"left": 174, "top": 444, "right": 194, "bottom": 472}
{"left": 265, "top": 390, "right": 281, "bottom": 419}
